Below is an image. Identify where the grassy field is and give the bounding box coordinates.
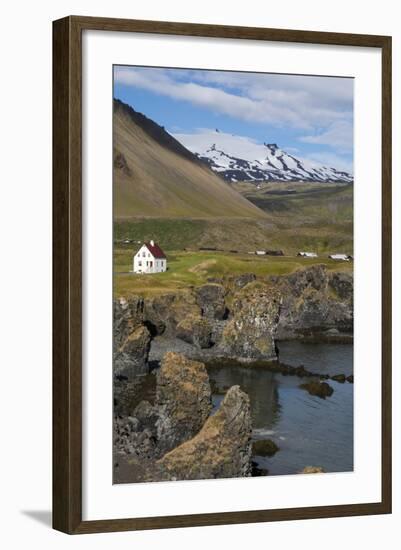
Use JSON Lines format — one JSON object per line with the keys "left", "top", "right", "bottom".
{"left": 239, "top": 181, "right": 353, "bottom": 224}
{"left": 113, "top": 181, "right": 353, "bottom": 298}
{"left": 114, "top": 215, "right": 352, "bottom": 258}
{"left": 114, "top": 181, "right": 353, "bottom": 258}
{"left": 114, "top": 248, "right": 352, "bottom": 298}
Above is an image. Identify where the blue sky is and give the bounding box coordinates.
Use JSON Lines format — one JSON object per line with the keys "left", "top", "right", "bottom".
{"left": 114, "top": 65, "right": 353, "bottom": 172}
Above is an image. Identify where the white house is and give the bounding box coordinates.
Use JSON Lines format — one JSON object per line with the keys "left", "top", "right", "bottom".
{"left": 133, "top": 240, "right": 167, "bottom": 274}
{"left": 297, "top": 251, "right": 318, "bottom": 258}
{"left": 328, "top": 254, "right": 351, "bottom": 262}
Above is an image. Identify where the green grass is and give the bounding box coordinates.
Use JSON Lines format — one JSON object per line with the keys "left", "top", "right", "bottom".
{"left": 114, "top": 218, "right": 207, "bottom": 250}
{"left": 114, "top": 249, "right": 352, "bottom": 298}
{"left": 113, "top": 182, "right": 354, "bottom": 297}
{"left": 113, "top": 182, "right": 353, "bottom": 258}
{"left": 241, "top": 181, "right": 353, "bottom": 224}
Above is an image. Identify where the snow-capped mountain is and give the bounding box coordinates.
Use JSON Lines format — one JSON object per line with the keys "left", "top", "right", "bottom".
{"left": 173, "top": 129, "right": 353, "bottom": 184}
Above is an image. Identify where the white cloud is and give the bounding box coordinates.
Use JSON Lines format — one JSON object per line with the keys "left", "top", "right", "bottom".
{"left": 303, "top": 151, "right": 353, "bottom": 173}
{"left": 114, "top": 66, "right": 352, "bottom": 132}
{"left": 299, "top": 120, "right": 353, "bottom": 152}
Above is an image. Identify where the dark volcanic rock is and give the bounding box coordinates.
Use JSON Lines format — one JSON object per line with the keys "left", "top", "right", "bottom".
{"left": 113, "top": 150, "right": 132, "bottom": 176}
{"left": 133, "top": 400, "right": 159, "bottom": 434}
{"left": 272, "top": 265, "right": 353, "bottom": 339}
{"left": 158, "top": 385, "right": 252, "bottom": 480}
{"left": 331, "top": 373, "right": 346, "bottom": 383}
{"left": 143, "top": 292, "right": 201, "bottom": 337}
{"left": 156, "top": 352, "right": 212, "bottom": 453}
{"left": 113, "top": 415, "right": 156, "bottom": 460}
{"left": 329, "top": 272, "right": 353, "bottom": 300}
{"left": 252, "top": 439, "right": 279, "bottom": 457}
{"left": 114, "top": 324, "right": 151, "bottom": 377}
{"left": 176, "top": 314, "right": 213, "bottom": 348}
{"left": 195, "top": 283, "right": 227, "bottom": 320}
{"left": 219, "top": 286, "right": 280, "bottom": 360}
{"left": 114, "top": 296, "right": 145, "bottom": 351}
{"left": 299, "top": 380, "right": 334, "bottom": 399}
{"left": 251, "top": 461, "right": 269, "bottom": 476}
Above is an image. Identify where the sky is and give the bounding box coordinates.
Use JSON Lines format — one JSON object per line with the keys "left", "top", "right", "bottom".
{"left": 113, "top": 65, "right": 353, "bottom": 173}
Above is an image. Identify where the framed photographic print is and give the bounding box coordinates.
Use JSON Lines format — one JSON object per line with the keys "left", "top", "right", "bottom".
{"left": 53, "top": 16, "right": 392, "bottom": 534}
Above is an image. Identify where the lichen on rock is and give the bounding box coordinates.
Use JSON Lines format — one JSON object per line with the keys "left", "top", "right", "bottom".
{"left": 156, "top": 352, "right": 212, "bottom": 453}
{"left": 176, "top": 314, "right": 213, "bottom": 349}
{"left": 219, "top": 285, "right": 281, "bottom": 360}
{"left": 114, "top": 324, "right": 151, "bottom": 377}
{"left": 195, "top": 283, "right": 227, "bottom": 320}
{"left": 158, "top": 385, "right": 252, "bottom": 480}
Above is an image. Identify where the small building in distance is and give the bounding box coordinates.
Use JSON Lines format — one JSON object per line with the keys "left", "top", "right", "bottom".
{"left": 328, "top": 254, "right": 351, "bottom": 262}
{"left": 297, "top": 251, "right": 318, "bottom": 258}
{"left": 265, "top": 250, "right": 284, "bottom": 256}
{"left": 133, "top": 240, "right": 167, "bottom": 274}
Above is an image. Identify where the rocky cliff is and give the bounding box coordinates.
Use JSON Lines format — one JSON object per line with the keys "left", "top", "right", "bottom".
{"left": 113, "top": 266, "right": 353, "bottom": 483}
{"left": 114, "top": 352, "right": 252, "bottom": 483}
{"left": 158, "top": 385, "right": 252, "bottom": 480}
{"left": 269, "top": 265, "right": 353, "bottom": 340}
{"left": 156, "top": 352, "right": 212, "bottom": 453}
{"left": 113, "top": 265, "right": 353, "bottom": 377}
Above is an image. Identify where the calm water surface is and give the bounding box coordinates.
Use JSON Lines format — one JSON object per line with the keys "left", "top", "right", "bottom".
{"left": 207, "top": 342, "right": 353, "bottom": 476}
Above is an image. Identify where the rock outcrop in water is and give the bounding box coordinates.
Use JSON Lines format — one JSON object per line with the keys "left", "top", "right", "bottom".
{"left": 220, "top": 286, "right": 280, "bottom": 360}
{"left": 113, "top": 265, "right": 353, "bottom": 482}
{"left": 252, "top": 439, "right": 280, "bottom": 457}
{"left": 114, "top": 265, "right": 353, "bottom": 376}
{"left": 155, "top": 352, "right": 212, "bottom": 453}
{"left": 269, "top": 265, "right": 353, "bottom": 340}
{"left": 113, "top": 265, "right": 353, "bottom": 375}
{"left": 113, "top": 353, "right": 253, "bottom": 483}
{"left": 158, "top": 385, "right": 252, "bottom": 480}
{"left": 299, "top": 380, "right": 334, "bottom": 399}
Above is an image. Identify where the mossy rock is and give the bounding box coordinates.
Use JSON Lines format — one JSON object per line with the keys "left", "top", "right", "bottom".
{"left": 252, "top": 439, "right": 279, "bottom": 457}
{"left": 301, "top": 466, "right": 325, "bottom": 474}
{"left": 251, "top": 461, "right": 269, "bottom": 476}
{"left": 331, "top": 373, "right": 346, "bottom": 383}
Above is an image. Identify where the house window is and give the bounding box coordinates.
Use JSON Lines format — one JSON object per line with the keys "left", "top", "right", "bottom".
{"left": 142, "top": 251, "right": 146, "bottom": 257}
{"left": 138, "top": 261, "right": 142, "bottom": 267}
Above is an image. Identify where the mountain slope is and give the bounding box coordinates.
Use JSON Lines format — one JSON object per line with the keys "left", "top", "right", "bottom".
{"left": 173, "top": 129, "right": 353, "bottom": 184}
{"left": 113, "top": 100, "right": 266, "bottom": 219}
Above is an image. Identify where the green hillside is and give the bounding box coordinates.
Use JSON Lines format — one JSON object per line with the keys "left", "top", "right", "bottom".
{"left": 238, "top": 181, "right": 353, "bottom": 223}
{"left": 114, "top": 180, "right": 353, "bottom": 256}
{"left": 113, "top": 99, "right": 266, "bottom": 219}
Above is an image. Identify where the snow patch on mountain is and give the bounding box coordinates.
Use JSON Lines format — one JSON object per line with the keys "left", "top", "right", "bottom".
{"left": 173, "top": 129, "right": 353, "bottom": 184}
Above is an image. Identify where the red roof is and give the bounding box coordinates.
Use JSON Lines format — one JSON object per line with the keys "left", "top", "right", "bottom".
{"left": 144, "top": 241, "right": 166, "bottom": 259}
